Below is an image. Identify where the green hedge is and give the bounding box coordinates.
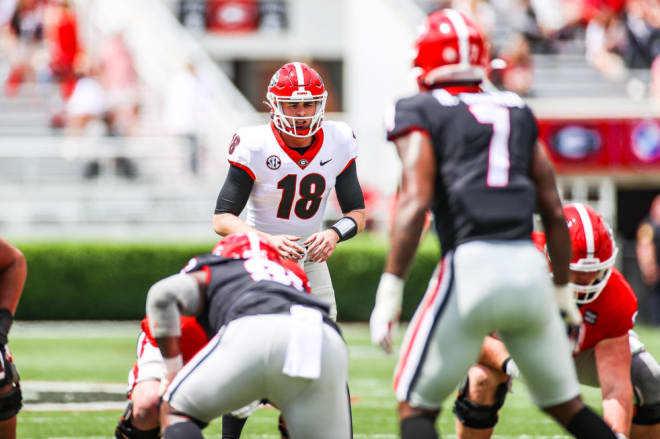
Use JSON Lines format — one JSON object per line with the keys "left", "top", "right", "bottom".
{"left": 16, "top": 237, "right": 441, "bottom": 321}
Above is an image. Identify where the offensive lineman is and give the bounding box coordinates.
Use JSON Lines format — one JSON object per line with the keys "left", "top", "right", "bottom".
{"left": 149, "top": 233, "right": 351, "bottom": 439}
{"left": 0, "top": 238, "right": 25, "bottom": 439}
{"left": 454, "top": 203, "right": 660, "bottom": 439}
{"left": 368, "top": 9, "right": 618, "bottom": 439}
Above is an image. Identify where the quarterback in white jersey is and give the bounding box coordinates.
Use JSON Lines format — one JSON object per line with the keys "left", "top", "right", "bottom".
{"left": 214, "top": 62, "right": 366, "bottom": 322}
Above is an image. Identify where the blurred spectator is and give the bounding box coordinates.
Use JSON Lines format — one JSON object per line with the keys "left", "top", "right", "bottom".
{"left": 491, "top": 33, "right": 534, "bottom": 95}
{"left": 43, "top": 0, "right": 82, "bottom": 99}
{"left": 163, "top": 63, "right": 204, "bottom": 175}
{"left": 636, "top": 194, "right": 660, "bottom": 325}
{"left": 67, "top": 63, "right": 137, "bottom": 179}
{"left": 620, "top": 0, "right": 660, "bottom": 69}
{"left": 1, "top": 0, "right": 46, "bottom": 97}
{"left": 584, "top": 6, "right": 627, "bottom": 81}
{"left": 96, "top": 32, "right": 140, "bottom": 136}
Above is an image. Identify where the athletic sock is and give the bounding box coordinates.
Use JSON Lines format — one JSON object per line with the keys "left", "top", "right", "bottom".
{"left": 162, "top": 421, "right": 204, "bottom": 439}
{"left": 566, "top": 406, "right": 617, "bottom": 438}
{"left": 400, "top": 414, "right": 439, "bottom": 439}
{"left": 222, "top": 414, "right": 248, "bottom": 439}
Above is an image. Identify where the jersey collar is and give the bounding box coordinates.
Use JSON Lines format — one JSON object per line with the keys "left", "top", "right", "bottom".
{"left": 270, "top": 122, "right": 324, "bottom": 170}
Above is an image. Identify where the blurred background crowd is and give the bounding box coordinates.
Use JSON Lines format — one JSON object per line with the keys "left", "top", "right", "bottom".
{"left": 2, "top": 0, "right": 660, "bottom": 323}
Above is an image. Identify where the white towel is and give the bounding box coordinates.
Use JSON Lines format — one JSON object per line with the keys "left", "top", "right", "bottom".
{"left": 282, "top": 305, "right": 323, "bottom": 379}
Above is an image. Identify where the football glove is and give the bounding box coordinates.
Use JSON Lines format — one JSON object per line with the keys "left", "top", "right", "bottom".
{"left": 555, "top": 284, "right": 582, "bottom": 327}
{"left": 369, "top": 273, "right": 404, "bottom": 353}
{"left": 501, "top": 357, "right": 520, "bottom": 380}
{"left": 158, "top": 354, "right": 183, "bottom": 397}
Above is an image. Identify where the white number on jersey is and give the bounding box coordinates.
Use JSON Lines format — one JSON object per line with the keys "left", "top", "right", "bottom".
{"left": 243, "top": 258, "right": 304, "bottom": 292}
{"left": 468, "top": 103, "right": 511, "bottom": 187}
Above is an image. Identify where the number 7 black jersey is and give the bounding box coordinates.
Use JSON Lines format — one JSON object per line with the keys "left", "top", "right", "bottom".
{"left": 386, "top": 90, "right": 538, "bottom": 252}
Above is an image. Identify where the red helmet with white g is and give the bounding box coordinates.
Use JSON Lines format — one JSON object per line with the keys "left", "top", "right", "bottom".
{"left": 265, "top": 62, "right": 327, "bottom": 138}
{"left": 413, "top": 9, "right": 490, "bottom": 90}
{"left": 211, "top": 232, "right": 311, "bottom": 293}
{"left": 564, "top": 203, "right": 618, "bottom": 304}
{"left": 212, "top": 232, "right": 281, "bottom": 262}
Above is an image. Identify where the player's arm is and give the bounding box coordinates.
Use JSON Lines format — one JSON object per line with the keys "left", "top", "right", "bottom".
{"left": 0, "top": 239, "right": 26, "bottom": 317}
{"left": 213, "top": 165, "right": 255, "bottom": 236}
{"left": 370, "top": 130, "right": 435, "bottom": 352}
{"left": 146, "top": 272, "right": 206, "bottom": 382}
{"left": 213, "top": 165, "right": 305, "bottom": 260}
{"left": 386, "top": 130, "right": 435, "bottom": 276}
{"left": 594, "top": 334, "right": 633, "bottom": 437}
{"left": 636, "top": 221, "right": 660, "bottom": 285}
{"left": 305, "top": 160, "right": 366, "bottom": 263}
{"left": 529, "top": 143, "right": 581, "bottom": 326}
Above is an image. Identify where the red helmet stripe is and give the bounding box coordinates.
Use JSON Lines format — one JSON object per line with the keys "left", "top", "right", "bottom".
{"left": 293, "top": 62, "right": 305, "bottom": 93}
{"left": 574, "top": 203, "right": 595, "bottom": 256}
{"left": 444, "top": 9, "right": 469, "bottom": 68}
{"left": 247, "top": 232, "right": 262, "bottom": 256}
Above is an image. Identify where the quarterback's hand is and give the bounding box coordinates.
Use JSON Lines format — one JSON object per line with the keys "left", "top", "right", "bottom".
{"left": 270, "top": 235, "right": 306, "bottom": 261}
{"left": 554, "top": 284, "right": 582, "bottom": 327}
{"left": 369, "top": 273, "right": 404, "bottom": 353}
{"left": 304, "top": 230, "right": 339, "bottom": 263}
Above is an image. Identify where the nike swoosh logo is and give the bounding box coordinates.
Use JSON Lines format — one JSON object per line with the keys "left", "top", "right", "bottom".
{"left": 320, "top": 159, "right": 332, "bottom": 166}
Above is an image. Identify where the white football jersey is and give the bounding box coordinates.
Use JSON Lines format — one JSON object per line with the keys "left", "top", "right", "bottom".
{"left": 227, "top": 121, "right": 359, "bottom": 241}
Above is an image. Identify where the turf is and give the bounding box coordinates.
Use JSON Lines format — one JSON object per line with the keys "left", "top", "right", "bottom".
{"left": 11, "top": 322, "right": 660, "bottom": 438}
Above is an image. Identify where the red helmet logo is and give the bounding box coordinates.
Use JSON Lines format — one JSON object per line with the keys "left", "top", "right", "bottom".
{"left": 564, "top": 203, "right": 617, "bottom": 304}
{"left": 266, "top": 62, "right": 327, "bottom": 138}
{"left": 413, "top": 9, "right": 490, "bottom": 90}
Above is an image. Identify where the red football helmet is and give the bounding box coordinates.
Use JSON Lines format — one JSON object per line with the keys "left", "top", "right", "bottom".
{"left": 265, "top": 62, "right": 327, "bottom": 138}
{"left": 212, "top": 232, "right": 281, "bottom": 262}
{"left": 412, "top": 9, "right": 490, "bottom": 90}
{"left": 564, "top": 203, "right": 618, "bottom": 304}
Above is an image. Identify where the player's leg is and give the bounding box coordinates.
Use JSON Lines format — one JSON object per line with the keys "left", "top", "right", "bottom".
{"left": 163, "top": 317, "right": 280, "bottom": 430}
{"left": 303, "top": 260, "right": 336, "bottom": 321}
{"left": 221, "top": 414, "right": 247, "bottom": 439}
{"left": 453, "top": 364, "right": 509, "bottom": 439}
{"left": 629, "top": 331, "right": 660, "bottom": 439}
{"left": 394, "top": 251, "right": 490, "bottom": 439}
{"left": 116, "top": 333, "right": 163, "bottom": 439}
{"left": 0, "top": 346, "right": 21, "bottom": 439}
{"left": 274, "top": 324, "right": 351, "bottom": 439}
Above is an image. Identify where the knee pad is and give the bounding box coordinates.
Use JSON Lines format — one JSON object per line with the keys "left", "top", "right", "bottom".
{"left": 163, "top": 421, "right": 204, "bottom": 439}
{"left": 631, "top": 350, "right": 660, "bottom": 425}
{"left": 452, "top": 377, "right": 509, "bottom": 429}
{"left": 115, "top": 401, "right": 160, "bottom": 439}
{"left": 0, "top": 357, "right": 21, "bottom": 421}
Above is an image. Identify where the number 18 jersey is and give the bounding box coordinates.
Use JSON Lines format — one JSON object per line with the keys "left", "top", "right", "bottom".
{"left": 386, "top": 90, "right": 539, "bottom": 252}
{"left": 227, "top": 121, "right": 358, "bottom": 241}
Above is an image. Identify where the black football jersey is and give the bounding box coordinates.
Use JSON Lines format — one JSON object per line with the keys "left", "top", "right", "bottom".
{"left": 180, "top": 253, "right": 333, "bottom": 337}
{"left": 387, "top": 90, "right": 538, "bottom": 251}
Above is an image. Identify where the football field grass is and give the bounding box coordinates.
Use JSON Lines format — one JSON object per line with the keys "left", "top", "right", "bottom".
{"left": 11, "top": 321, "right": 660, "bottom": 438}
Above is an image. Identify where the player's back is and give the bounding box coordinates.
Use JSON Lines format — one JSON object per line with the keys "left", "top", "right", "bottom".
{"left": 387, "top": 89, "right": 538, "bottom": 251}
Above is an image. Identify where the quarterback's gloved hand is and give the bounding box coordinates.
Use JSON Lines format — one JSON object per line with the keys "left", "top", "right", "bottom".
{"left": 554, "top": 284, "right": 582, "bottom": 327}
{"left": 369, "top": 273, "right": 404, "bottom": 354}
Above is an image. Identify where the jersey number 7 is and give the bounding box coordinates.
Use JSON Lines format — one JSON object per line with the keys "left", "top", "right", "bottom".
{"left": 468, "top": 104, "right": 511, "bottom": 187}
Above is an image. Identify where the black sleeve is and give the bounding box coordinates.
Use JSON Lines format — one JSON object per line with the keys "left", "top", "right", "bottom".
{"left": 335, "top": 160, "right": 365, "bottom": 214}
{"left": 214, "top": 165, "right": 254, "bottom": 215}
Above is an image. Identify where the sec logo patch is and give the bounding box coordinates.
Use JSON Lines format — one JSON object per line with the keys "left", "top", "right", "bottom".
{"left": 266, "top": 155, "right": 281, "bottom": 170}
